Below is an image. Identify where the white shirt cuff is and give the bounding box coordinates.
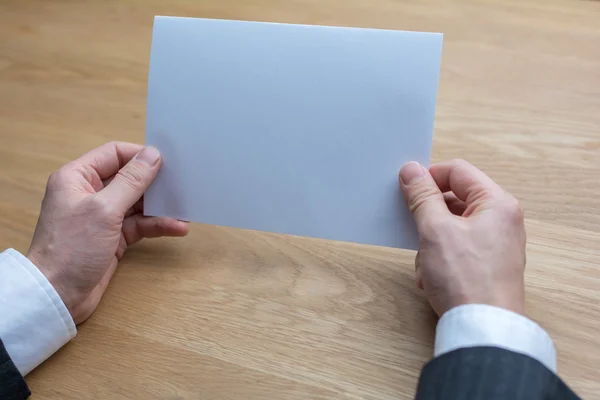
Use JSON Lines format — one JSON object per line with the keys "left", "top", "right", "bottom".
{"left": 0, "top": 248, "right": 76, "bottom": 375}
{"left": 434, "top": 304, "right": 556, "bottom": 372}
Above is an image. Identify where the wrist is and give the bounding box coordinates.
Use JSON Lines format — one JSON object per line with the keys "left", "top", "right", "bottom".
{"left": 436, "top": 287, "right": 525, "bottom": 317}
{"left": 26, "top": 250, "right": 75, "bottom": 320}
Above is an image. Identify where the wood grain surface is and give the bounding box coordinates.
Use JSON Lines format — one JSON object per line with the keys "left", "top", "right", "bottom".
{"left": 1, "top": 0, "right": 599, "bottom": 399}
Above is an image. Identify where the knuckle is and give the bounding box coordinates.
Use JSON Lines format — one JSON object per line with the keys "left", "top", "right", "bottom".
{"left": 154, "top": 218, "right": 167, "bottom": 231}
{"left": 104, "top": 141, "right": 121, "bottom": 155}
{"left": 116, "top": 163, "right": 147, "bottom": 190}
{"left": 47, "top": 167, "right": 69, "bottom": 190}
{"left": 408, "top": 187, "right": 440, "bottom": 214}
{"left": 502, "top": 197, "right": 524, "bottom": 222}
{"left": 450, "top": 158, "right": 470, "bottom": 169}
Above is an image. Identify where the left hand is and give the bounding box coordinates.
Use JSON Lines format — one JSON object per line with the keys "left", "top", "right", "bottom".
{"left": 27, "top": 142, "right": 189, "bottom": 324}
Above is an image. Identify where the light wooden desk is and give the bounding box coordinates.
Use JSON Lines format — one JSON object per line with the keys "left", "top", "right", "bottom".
{"left": 1, "top": 0, "right": 599, "bottom": 399}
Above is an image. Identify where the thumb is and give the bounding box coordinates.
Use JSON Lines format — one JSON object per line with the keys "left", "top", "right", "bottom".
{"left": 99, "top": 146, "right": 162, "bottom": 214}
{"left": 399, "top": 162, "right": 449, "bottom": 232}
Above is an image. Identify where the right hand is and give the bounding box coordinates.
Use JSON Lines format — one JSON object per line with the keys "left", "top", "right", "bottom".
{"left": 399, "top": 159, "right": 526, "bottom": 317}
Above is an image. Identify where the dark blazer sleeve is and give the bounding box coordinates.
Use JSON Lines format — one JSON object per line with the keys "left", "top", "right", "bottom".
{"left": 415, "top": 346, "right": 580, "bottom": 400}
{"left": 0, "top": 338, "right": 30, "bottom": 400}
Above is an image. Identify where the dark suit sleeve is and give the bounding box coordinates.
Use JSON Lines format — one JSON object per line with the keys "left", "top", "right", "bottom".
{"left": 416, "top": 346, "right": 580, "bottom": 400}
{"left": 0, "top": 338, "right": 30, "bottom": 400}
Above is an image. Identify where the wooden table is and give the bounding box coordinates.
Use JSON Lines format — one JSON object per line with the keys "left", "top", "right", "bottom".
{"left": 1, "top": 1, "right": 599, "bottom": 398}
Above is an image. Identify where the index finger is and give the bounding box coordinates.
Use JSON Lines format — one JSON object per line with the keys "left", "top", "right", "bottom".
{"left": 71, "top": 141, "right": 144, "bottom": 179}
{"left": 429, "top": 159, "right": 504, "bottom": 203}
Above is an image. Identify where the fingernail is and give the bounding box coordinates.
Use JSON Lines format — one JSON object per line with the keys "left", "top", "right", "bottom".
{"left": 400, "top": 162, "right": 426, "bottom": 185}
{"left": 136, "top": 146, "right": 161, "bottom": 166}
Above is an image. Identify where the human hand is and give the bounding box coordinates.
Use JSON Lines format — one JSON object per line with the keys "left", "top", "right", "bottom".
{"left": 399, "top": 159, "right": 526, "bottom": 317}
{"left": 27, "top": 142, "right": 189, "bottom": 324}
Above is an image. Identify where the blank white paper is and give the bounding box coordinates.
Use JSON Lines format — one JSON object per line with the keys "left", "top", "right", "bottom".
{"left": 144, "top": 16, "right": 442, "bottom": 249}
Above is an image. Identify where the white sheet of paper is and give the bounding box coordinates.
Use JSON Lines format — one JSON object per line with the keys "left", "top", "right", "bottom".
{"left": 144, "top": 16, "right": 442, "bottom": 249}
